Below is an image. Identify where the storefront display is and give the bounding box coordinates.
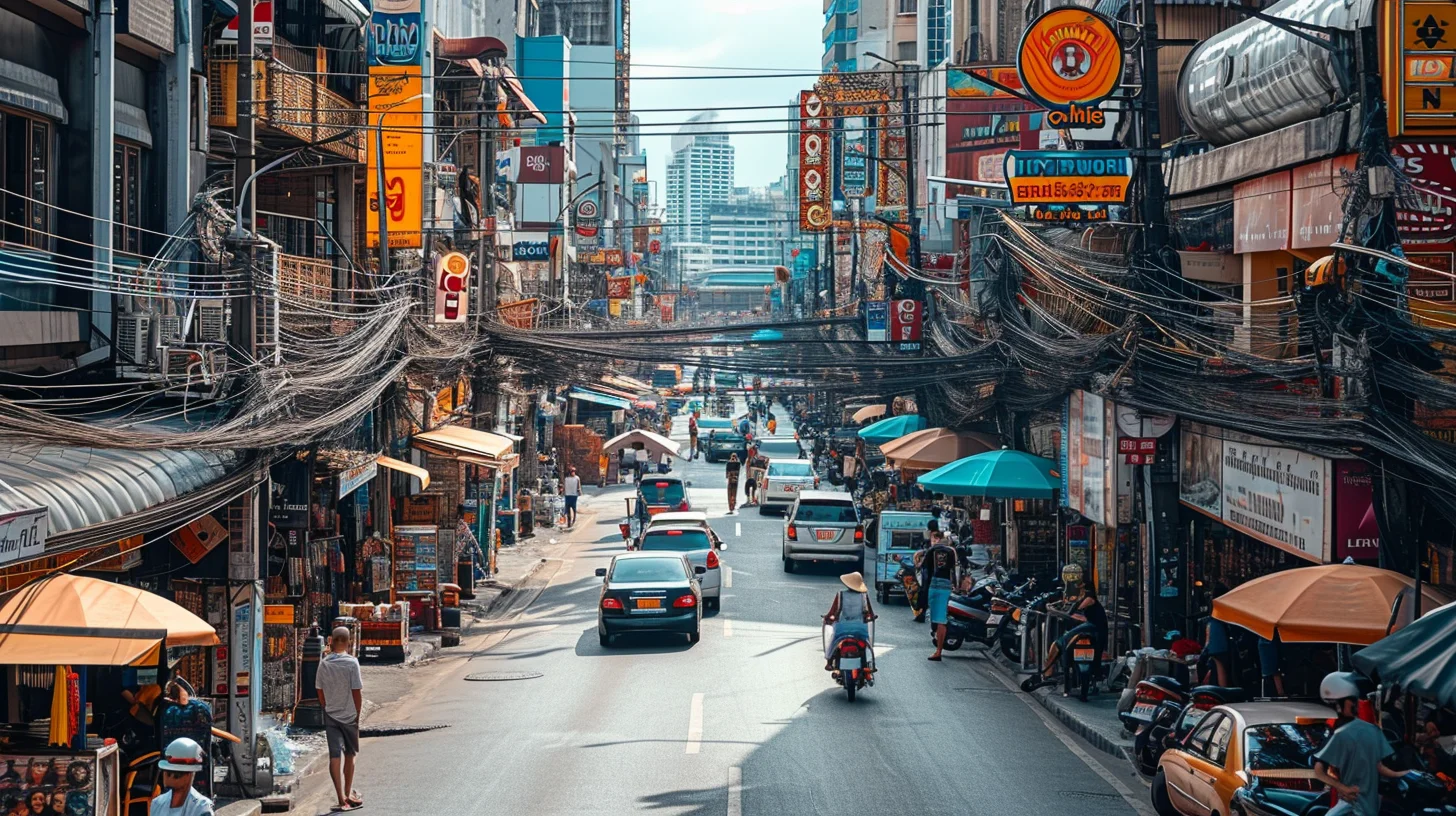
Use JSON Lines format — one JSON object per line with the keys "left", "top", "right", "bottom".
{"left": 0, "top": 746, "right": 118, "bottom": 816}
{"left": 342, "top": 602, "right": 409, "bottom": 660}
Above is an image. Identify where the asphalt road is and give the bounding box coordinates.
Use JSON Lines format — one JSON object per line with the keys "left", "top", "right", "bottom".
{"left": 293, "top": 406, "right": 1145, "bottom": 816}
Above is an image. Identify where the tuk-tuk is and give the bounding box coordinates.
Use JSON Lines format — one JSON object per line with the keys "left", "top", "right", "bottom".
{"left": 869, "top": 511, "right": 933, "bottom": 604}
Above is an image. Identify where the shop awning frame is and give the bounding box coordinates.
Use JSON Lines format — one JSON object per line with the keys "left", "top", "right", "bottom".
{"left": 412, "top": 426, "right": 516, "bottom": 463}
{"left": 376, "top": 455, "right": 430, "bottom": 490}
{"left": 568, "top": 388, "right": 632, "bottom": 411}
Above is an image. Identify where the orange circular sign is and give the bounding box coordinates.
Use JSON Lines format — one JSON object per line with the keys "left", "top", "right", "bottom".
{"left": 1017, "top": 8, "right": 1123, "bottom": 111}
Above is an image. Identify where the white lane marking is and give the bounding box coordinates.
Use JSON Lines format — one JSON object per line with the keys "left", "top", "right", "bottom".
{"left": 724, "top": 566, "right": 733, "bottom": 587}
{"left": 686, "top": 692, "right": 704, "bottom": 754}
{"left": 735, "top": 522, "right": 741, "bottom": 537}
{"left": 727, "top": 766, "right": 742, "bottom": 816}
{"left": 723, "top": 618, "right": 734, "bottom": 637}
{"left": 986, "top": 667, "right": 1155, "bottom": 816}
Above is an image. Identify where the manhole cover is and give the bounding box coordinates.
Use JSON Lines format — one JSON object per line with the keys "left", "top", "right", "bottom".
{"left": 359, "top": 723, "right": 448, "bottom": 737}
{"left": 465, "top": 671, "right": 543, "bottom": 681}
{"left": 1058, "top": 791, "right": 1122, "bottom": 801}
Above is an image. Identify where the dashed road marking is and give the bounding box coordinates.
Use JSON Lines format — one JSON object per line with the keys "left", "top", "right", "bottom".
{"left": 724, "top": 566, "right": 733, "bottom": 587}
{"left": 723, "top": 619, "right": 734, "bottom": 637}
{"left": 735, "top": 522, "right": 741, "bottom": 537}
{"left": 727, "top": 766, "right": 742, "bottom": 816}
{"left": 686, "top": 692, "right": 704, "bottom": 754}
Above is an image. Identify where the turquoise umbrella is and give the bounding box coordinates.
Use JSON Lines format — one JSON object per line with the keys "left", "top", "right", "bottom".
{"left": 749, "top": 329, "right": 784, "bottom": 342}
{"left": 916, "top": 448, "right": 1060, "bottom": 499}
{"left": 857, "top": 414, "right": 927, "bottom": 445}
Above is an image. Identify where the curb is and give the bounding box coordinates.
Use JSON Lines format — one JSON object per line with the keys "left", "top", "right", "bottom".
{"left": 216, "top": 799, "right": 261, "bottom": 816}
{"left": 980, "top": 651, "right": 1133, "bottom": 761}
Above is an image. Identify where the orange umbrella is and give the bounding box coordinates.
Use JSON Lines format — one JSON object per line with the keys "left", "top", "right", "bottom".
{"left": 1213, "top": 564, "right": 1453, "bottom": 645}
{"left": 851, "top": 404, "right": 887, "bottom": 423}
{"left": 879, "top": 427, "right": 1001, "bottom": 471}
{"left": 0, "top": 573, "right": 218, "bottom": 666}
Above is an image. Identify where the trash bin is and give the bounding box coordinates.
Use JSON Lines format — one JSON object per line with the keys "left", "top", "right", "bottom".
{"left": 439, "top": 583, "right": 462, "bottom": 629}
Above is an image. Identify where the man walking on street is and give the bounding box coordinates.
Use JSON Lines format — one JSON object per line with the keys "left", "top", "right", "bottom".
{"left": 563, "top": 466, "right": 581, "bottom": 527}
{"left": 316, "top": 627, "right": 364, "bottom": 812}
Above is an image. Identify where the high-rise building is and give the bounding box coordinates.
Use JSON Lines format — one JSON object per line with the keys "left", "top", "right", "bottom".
{"left": 666, "top": 112, "right": 734, "bottom": 245}
{"left": 822, "top": 0, "right": 919, "bottom": 72}
{"left": 538, "top": 0, "right": 615, "bottom": 45}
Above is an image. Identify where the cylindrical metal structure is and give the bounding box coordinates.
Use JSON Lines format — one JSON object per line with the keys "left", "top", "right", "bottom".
{"left": 1177, "top": 0, "right": 1372, "bottom": 146}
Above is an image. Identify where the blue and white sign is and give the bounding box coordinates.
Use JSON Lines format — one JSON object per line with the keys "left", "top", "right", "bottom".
{"left": 865, "top": 300, "right": 888, "bottom": 342}
{"left": 512, "top": 233, "right": 550, "bottom": 261}
{"left": 840, "top": 117, "right": 871, "bottom": 198}
{"left": 367, "top": 0, "right": 423, "bottom": 67}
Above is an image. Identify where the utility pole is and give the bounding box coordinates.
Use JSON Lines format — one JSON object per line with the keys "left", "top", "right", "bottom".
{"left": 230, "top": 0, "right": 258, "bottom": 362}
{"left": 480, "top": 62, "right": 500, "bottom": 315}
{"left": 903, "top": 63, "right": 924, "bottom": 300}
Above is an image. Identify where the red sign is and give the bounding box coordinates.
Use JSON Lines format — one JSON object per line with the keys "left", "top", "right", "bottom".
{"left": 1394, "top": 141, "right": 1456, "bottom": 245}
{"left": 649, "top": 239, "right": 661, "bottom": 254}
{"left": 1117, "top": 437, "right": 1157, "bottom": 454}
{"left": 888, "top": 299, "right": 923, "bottom": 351}
{"left": 1125, "top": 453, "right": 1157, "bottom": 465}
{"left": 605, "top": 276, "right": 631, "bottom": 299}
{"left": 517, "top": 146, "right": 565, "bottom": 184}
{"left": 798, "top": 91, "right": 832, "bottom": 232}
{"left": 659, "top": 293, "right": 676, "bottom": 323}
{"left": 1332, "top": 460, "right": 1380, "bottom": 562}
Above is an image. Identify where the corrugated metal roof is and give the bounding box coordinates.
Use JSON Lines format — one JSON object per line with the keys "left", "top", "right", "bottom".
{"left": 0, "top": 446, "right": 237, "bottom": 535}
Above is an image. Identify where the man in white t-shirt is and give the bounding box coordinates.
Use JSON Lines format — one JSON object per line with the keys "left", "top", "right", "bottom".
{"left": 563, "top": 466, "right": 582, "bottom": 527}
{"left": 315, "top": 627, "right": 364, "bottom": 811}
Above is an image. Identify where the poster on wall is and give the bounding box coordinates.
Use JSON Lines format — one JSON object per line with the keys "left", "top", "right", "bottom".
{"left": 1179, "top": 422, "right": 1330, "bottom": 561}
{"left": 1061, "top": 391, "right": 1114, "bottom": 528}
{"left": 1333, "top": 460, "right": 1380, "bottom": 562}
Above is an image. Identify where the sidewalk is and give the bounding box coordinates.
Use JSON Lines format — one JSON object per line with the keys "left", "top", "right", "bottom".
{"left": 978, "top": 650, "right": 1135, "bottom": 760}
{"left": 269, "top": 508, "right": 595, "bottom": 807}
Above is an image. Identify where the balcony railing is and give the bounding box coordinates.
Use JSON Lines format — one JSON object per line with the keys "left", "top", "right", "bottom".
{"left": 277, "top": 253, "right": 334, "bottom": 303}
{"left": 208, "top": 40, "right": 364, "bottom": 161}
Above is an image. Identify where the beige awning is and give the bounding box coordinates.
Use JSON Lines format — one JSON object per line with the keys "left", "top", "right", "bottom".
{"left": 603, "top": 429, "right": 681, "bottom": 459}
{"left": 852, "top": 404, "right": 887, "bottom": 423}
{"left": 376, "top": 456, "right": 430, "bottom": 490}
{"left": 0, "top": 573, "right": 217, "bottom": 666}
{"left": 413, "top": 426, "right": 515, "bottom": 462}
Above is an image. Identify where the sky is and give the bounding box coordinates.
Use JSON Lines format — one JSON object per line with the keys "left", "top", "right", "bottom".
{"left": 629, "top": 0, "right": 823, "bottom": 203}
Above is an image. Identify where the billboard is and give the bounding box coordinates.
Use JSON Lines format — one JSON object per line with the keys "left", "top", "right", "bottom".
{"left": 366, "top": 66, "right": 425, "bottom": 248}
{"left": 798, "top": 91, "right": 832, "bottom": 232}
{"left": 1004, "top": 150, "right": 1133, "bottom": 207}
{"left": 1179, "top": 422, "right": 1329, "bottom": 562}
{"left": 367, "top": 0, "right": 423, "bottom": 67}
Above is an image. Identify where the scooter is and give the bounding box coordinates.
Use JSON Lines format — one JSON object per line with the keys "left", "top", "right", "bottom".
{"left": 937, "top": 576, "right": 1032, "bottom": 651}
{"left": 823, "top": 624, "right": 874, "bottom": 703}
{"left": 1000, "top": 588, "right": 1060, "bottom": 663}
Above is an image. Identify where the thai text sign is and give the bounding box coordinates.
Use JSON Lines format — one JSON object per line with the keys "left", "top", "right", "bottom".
{"left": 1179, "top": 422, "right": 1329, "bottom": 562}
{"left": 0, "top": 507, "right": 47, "bottom": 566}
{"left": 1003, "top": 151, "right": 1133, "bottom": 206}
{"left": 366, "top": 67, "right": 424, "bottom": 248}
{"left": 606, "top": 276, "right": 631, "bottom": 299}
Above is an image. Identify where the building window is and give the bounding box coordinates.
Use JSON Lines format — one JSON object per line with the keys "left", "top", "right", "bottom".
{"left": 926, "top": 0, "right": 948, "bottom": 65}
{"left": 1, "top": 110, "right": 52, "bottom": 249}
{"left": 898, "top": 0, "right": 916, "bottom": 11}
{"left": 897, "top": 40, "right": 917, "bottom": 61}
{"left": 113, "top": 141, "right": 143, "bottom": 255}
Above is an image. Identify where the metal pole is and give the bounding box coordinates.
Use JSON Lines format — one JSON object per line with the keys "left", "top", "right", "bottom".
{"left": 374, "top": 114, "right": 392, "bottom": 280}
{"left": 235, "top": 0, "right": 256, "bottom": 233}
{"left": 482, "top": 63, "right": 500, "bottom": 313}
{"left": 904, "top": 64, "right": 923, "bottom": 290}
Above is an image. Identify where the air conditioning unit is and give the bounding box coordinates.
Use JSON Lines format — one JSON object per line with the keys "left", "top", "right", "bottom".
{"left": 156, "top": 314, "right": 182, "bottom": 345}
{"left": 114, "top": 313, "right": 152, "bottom": 365}
{"left": 159, "top": 346, "right": 203, "bottom": 379}
{"left": 196, "top": 300, "right": 226, "bottom": 342}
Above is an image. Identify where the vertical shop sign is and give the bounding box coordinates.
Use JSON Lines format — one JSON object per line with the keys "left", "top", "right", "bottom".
{"left": 659, "top": 293, "right": 677, "bottom": 322}
{"left": 1333, "top": 460, "right": 1381, "bottom": 562}
{"left": 865, "top": 300, "right": 887, "bottom": 342}
{"left": 888, "top": 299, "right": 923, "bottom": 351}
{"left": 434, "top": 251, "right": 470, "bottom": 323}
{"left": 798, "top": 91, "right": 832, "bottom": 232}
{"left": 840, "top": 116, "right": 870, "bottom": 197}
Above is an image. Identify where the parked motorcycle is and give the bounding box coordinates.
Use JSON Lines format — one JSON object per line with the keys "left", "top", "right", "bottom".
{"left": 937, "top": 575, "right": 1033, "bottom": 651}
{"left": 1129, "top": 678, "right": 1247, "bottom": 780}
{"left": 999, "top": 588, "right": 1060, "bottom": 663}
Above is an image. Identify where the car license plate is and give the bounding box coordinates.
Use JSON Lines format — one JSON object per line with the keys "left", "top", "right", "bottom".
{"left": 783, "top": 484, "right": 799, "bottom": 492}
{"left": 839, "top": 657, "right": 862, "bottom": 670}
{"left": 1131, "top": 702, "right": 1157, "bottom": 720}
{"left": 816, "top": 529, "right": 836, "bottom": 540}
{"left": 987, "top": 613, "right": 1003, "bottom": 626}
{"left": 1073, "top": 648, "right": 1095, "bottom": 662}
{"left": 636, "top": 598, "right": 662, "bottom": 609}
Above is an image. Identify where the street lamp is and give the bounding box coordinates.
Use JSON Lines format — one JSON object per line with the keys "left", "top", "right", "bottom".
{"left": 372, "top": 92, "right": 427, "bottom": 280}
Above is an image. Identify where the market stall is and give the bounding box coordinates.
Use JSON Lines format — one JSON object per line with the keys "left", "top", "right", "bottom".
{"left": 0, "top": 574, "right": 220, "bottom": 816}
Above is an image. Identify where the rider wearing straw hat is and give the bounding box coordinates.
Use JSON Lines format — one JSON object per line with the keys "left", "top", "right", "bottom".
{"left": 823, "top": 572, "right": 878, "bottom": 674}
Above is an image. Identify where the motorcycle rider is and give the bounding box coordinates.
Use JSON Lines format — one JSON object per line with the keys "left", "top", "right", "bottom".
{"left": 823, "top": 572, "right": 877, "bottom": 676}
{"left": 1312, "top": 671, "right": 1408, "bottom": 816}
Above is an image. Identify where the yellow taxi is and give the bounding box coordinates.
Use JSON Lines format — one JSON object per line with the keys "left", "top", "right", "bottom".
{"left": 1153, "top": 701, "right": 1332, "bottom": 816}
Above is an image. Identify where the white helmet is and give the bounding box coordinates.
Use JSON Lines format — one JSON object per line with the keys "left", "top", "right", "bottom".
{"left": 158, "top": 737, "right": 205, "bottom": 772}
{"left": 1319, "top": 671, "right": 1363, "bottom": 706}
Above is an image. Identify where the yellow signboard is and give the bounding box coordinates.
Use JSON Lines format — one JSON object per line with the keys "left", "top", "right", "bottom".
{"left": 1388, "top": 0, "right": 1456, "bottom": 135}
{"left": 366, "top": 66, "right": 424, "bottom": 248}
